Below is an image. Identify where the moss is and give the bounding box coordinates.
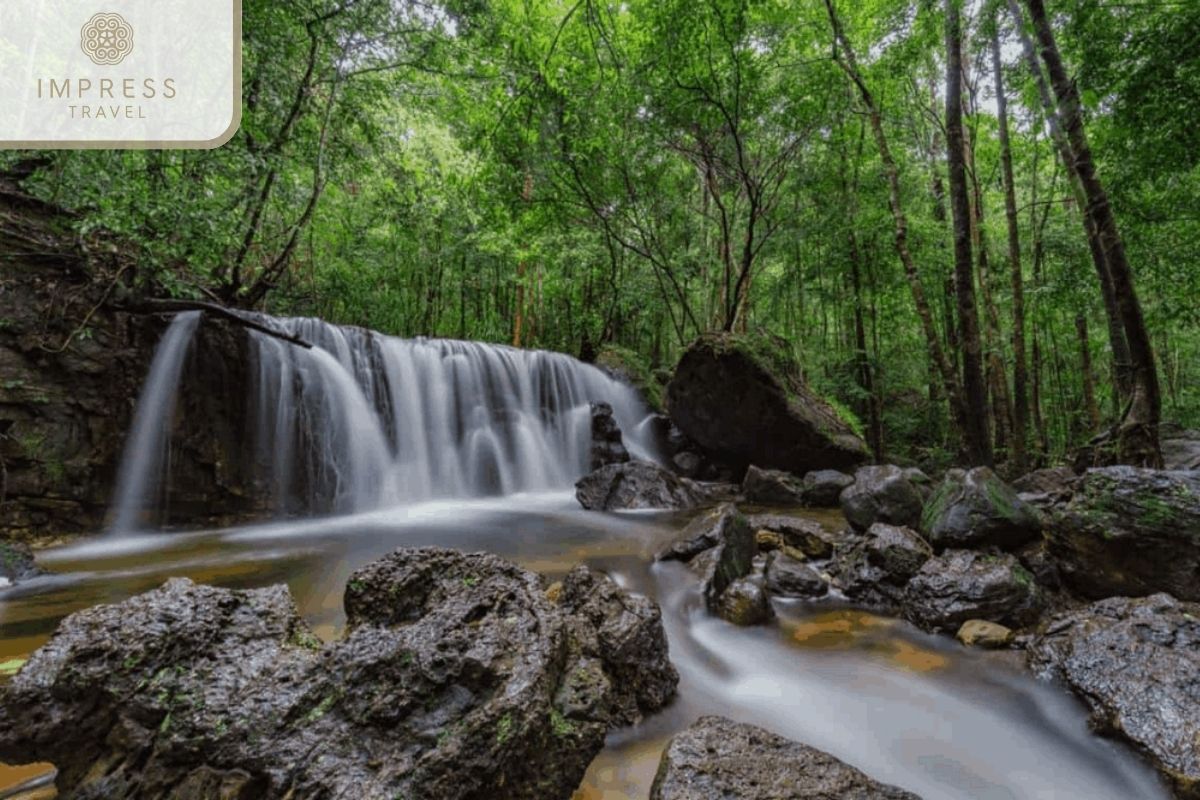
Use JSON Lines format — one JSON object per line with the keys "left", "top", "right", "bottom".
{"left": 595, "top": 344, "right": 664, "bottom": 411}
{"left": 1011, "top": 564, "right": 1034, "bottom": 589}
{"left": 290, "top": 628, "right": 323, "bottom": 651}
{"left": 549, "top": 708, "right": 576, "bottom": 737}
{"left": 496, "top": 712, "right": 513, "bottom": 745}
{"left": 825, "top": 395, "right": 866, "bottom": 440}
{"left": 982, "top": 478, "right": 1022, "bottom": 522}
{"left": 1136, "top": 495, "right": 1178, "bottom": 528}
{"left": 348, "top": 578, "right": 366, "bottom": 594}
{"left": 920, "top": 481, "right": 956, "bottom": 533}
{"left": 304, "top": 690, "right": 341, "bottom": 724}
{"left": 699, "top": 332, "right": 801, "bottom": 395}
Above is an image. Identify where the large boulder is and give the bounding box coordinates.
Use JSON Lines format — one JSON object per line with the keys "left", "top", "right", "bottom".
{"left": 0, "top": 548, "right": 677, "bottom": 800}
{"left": 920, "top": 467, "right": 1041, "bottom": 551}
{"left": 802, "top": 469, "right": 856, "bottom": 507}
{"left": 650, "top": 716, "right": 921, "bottom": 800}
{"left": 742, "top": 465, "right": 805, "bottom": 505}
{"left": 833, "top": 523, "right": 932, "bottom": 611}
{"left": 1028, "top": 594, "right": 1199, "bottom": 798}
{"left": 1161, "top": 426, "right": 1200, "bottom": 471}
{"left": 1011, "top": 466, "right": 1078, "bottom": 507}
{"left": 588, "top": 402, "right": 630, "bottom": 470}
{"left": 903, "top": 550, "right": 1043, "bottom": 633}
{"left": 1049, "top": 467, "right": 1200, "bottom": 601}
{"left": 666, "top": 333, "right": 869, "bottom": 474}
{"left": 840, "top": 465, "right": 924, "bottom": 532}
{"left": 575, "top": 460, "right": 700, "bottom": 511}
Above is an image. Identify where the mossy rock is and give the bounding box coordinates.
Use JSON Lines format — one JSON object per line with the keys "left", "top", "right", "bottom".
{"left": 1049, "top": 466, "right": 1200, "bottom": 601}
{"left": 666, "top": 332, "right": 869, "bottom": 474}
{"left": 920, "top": 467, "right": 1041, "bottom": 552}
{"left": 595, "top": 345, "right": 664, "bottom": 412}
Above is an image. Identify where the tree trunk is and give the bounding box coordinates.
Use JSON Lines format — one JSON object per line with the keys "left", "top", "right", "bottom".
{"left": 945, "top": 0, "right": 993, "bottom": 466}
{"left": 1024, "top": 0, "right": 1162, "bottom": 466}
{"left": 992, "top": 27, "right": 1029, "bottom": 472}
{"left": 1076, "top": 315, "right": 1101, "bottom": 431}
{"left": 1008, "top": 0, "right": 1132, "bottom": 402}
{"left": 823, "top": 0, "right": 969, "bottom": 445}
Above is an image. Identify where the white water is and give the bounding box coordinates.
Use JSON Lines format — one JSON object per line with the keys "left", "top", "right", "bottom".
{"left": 110, "top": 313, "right": 662, "bottom": 530}
{"left": 108, "top": 311, "right": 203, "bottom": 532}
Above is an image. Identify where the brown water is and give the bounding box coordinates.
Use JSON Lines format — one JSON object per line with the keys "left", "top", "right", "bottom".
{"left": 0, "top": 494, "right": 1172, "bottom": 799}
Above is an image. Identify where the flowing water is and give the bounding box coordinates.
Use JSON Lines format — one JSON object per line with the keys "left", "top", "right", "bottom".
{"left": 0, "top": 315, "right": 1174, "bottom": 798}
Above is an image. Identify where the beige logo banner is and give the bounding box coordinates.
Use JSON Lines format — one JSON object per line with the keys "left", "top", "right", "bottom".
{"left": 0, "top": 1, "right": 241, "bottom": 149}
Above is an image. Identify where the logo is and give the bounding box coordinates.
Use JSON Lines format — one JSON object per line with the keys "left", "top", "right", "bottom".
{"left": 80, "top": 12, "right": 134, "bottom": 66}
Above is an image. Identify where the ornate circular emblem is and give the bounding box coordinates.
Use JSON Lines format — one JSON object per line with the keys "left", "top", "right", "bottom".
{"left": 80, "top": 12, "right": 134, "bottom": 66}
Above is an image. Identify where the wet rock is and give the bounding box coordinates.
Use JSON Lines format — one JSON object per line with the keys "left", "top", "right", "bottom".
{"left": 803, "top": 469, "right": 855, "bottom": 507}
{"left": 1028, "top": 593, "right": 1200, "bottom": 798}
{"left": 834, "top": 524, "right": 932, "bottom": 611}
{"left": 901, "top": 467, "right": 934, "bottom": 499}
{"left": 588, "top": 402, "right": 630, "bottom": 470}
{"left": 575, "top": 460, "right": 700, "bottom": 511}
{"left": 0, "top": 539, "right": 40, "bottom": 585}
{"left": 840, "top": 465, "right": 924, "bottom": 532}
{"left": 717, "top": 576, "right": 772, "bottom": 626}
{"left": 671, "top": 451, "right": 703, "bottom": 479}
{"left": 765, "top": 552, "right": 828, "bottom": 598}
{"left": 1011, "top": 467, "right": 1078, "bottom": 508}
{"left": 956, "top": 619, "right": 1014, "bottom": 649}
{"left": 742, "top": 465, "right": 805, "bottom": 505}
{"left": 0, "top": 547, "right": 677, "bottom": 800}
{"left": 698, "top": 509, "right": 756, "bottom": 614}
{"left": 1015, "top": 539, "right": 1061, "bottom": 590}
{"left": 920, "top": 467, "right": 1041, "bottom": 551}
{"left": 1049, "top": 466, "right": 1200, "bottom": 601}
{"left": 666, "top": 332, "right": 869, "bottom": 475}
{"left": 657, "top": 503, "right": 745, "bottom": 563}
{"left": 903, "top": 550, "right": 1043, "bottom": 633}
{"left": 1161, "top": 426, "right": 1200, "bottom": 471}
{"left": 650, "top": 715, "right": 921, "bottom": 800}
{"left": 747, "top": 513, "right": 835, "bottom": 559}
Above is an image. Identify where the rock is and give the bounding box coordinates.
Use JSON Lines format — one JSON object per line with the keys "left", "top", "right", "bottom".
{"left": 956, "top": 619, "right": 1014, "bottom": 649}
{"left": 650, "top": 716, "right": 922, "bottom": 800}
{"left": 575, "top": 460, "right": 700, "bottom": 511}
{"left": 658, "top": 503, "right": 745, "bottom": 563}
{"left": 746, "top": 513, "right": 835, "bottom": 559}
{"left": 1161, "top": 426, "right": 1200, "bottom": 471}
{"left": 840, "top": 465, "right": 924, "bottom": 532}
{"left": 665, "top": 332, "right": 869, "bottom": 475}
{"left": 671, "top": 451, "right": 703, "bottom": 478}
{"left": 1028, "top": 594, "right": 1200, "bottom": 798}
{"left": 1015, "top": 539, "right": 1061, "bottom": 590}
{"left": 0, "top": 547, "right": 677, "bottom": 800}
{"left": 903, "top": 550, "right": 1043, "bottom": 633}
{"left": 742, "top": 464, "right": 805, "bottom": 505}
{"left": 764, "top": 552, "right": 828, "bottom": 598}
{"left": 717, "top": 577, "right": 772, "bottom": 626}
{"left": 588, "top": 402, "right": 630, "bottom": 470}
{"left": 802, "top": 469, "right": 855, "bottom": 506}
{"left": 920, "top": 467, "right": 1041, "bottom": 551}
{"left": 697, "top": 508, "right": 756, "bottom": 614}
{"left": 833, "top": 524, "right": 932, "bottom": 611}
{"left": 0, "top": 539, "right": 40, "bottom": 585}
{"left": 1011, "top": 467, "right": 1078, "bottom": 507}
{"left": 901, "top": 467, "right": 934, "bottom": 499}
{"left": 1049, "top": 466, "right": 1200, "bottom": 601}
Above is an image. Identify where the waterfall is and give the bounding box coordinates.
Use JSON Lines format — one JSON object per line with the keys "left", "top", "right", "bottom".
{"left": 108, "top": 311, "right": 203, "bottom": 532}
{"left": 111, "top": 312, "right": 663, "bottom": 528}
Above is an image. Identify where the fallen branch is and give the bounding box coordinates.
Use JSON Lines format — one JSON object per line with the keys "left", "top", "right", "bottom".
{"left": 118, "top": 298, "right": 313, "bottom": 349}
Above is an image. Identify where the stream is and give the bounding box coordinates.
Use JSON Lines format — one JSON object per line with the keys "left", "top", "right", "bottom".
{"left": 0, "top": 493, "right": 1171, "bottom": 799}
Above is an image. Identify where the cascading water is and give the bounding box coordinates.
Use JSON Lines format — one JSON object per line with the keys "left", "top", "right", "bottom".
{"left": 111, "top": 312, "right": 663, "bottom": 529}
{"left": 108, "top": 311, "right": 203, "bottom": 532}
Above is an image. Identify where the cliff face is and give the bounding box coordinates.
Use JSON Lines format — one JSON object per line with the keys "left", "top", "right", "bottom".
{"left": 0, "top": 188, "right": 262, "bottom": 541}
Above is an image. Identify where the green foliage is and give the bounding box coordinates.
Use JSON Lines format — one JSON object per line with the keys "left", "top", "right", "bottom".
{"left": 6, "top": 0, "right": 1197, "bottom": 467}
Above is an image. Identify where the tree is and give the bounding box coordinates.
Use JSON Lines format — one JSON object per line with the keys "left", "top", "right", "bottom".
{"left": 1023, "top": 0, "right": 1162, "bottom": 466}
{"left": 945, "top": 0, "right": 992, "bottom": 466}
